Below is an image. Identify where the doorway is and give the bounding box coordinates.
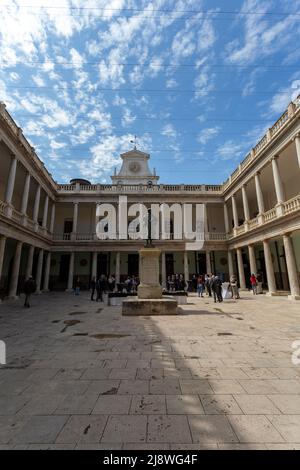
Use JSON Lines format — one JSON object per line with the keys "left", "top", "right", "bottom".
{"left": 128, "top": 254, "right": 139, "bottom": 276}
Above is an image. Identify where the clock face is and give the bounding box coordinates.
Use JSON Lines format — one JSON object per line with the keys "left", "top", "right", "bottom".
{"left": 129, "top": 161, "right": 141, "bottom": 173}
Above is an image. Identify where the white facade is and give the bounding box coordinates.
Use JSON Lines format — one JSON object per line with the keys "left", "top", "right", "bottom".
{"left": 0, "top": 97, "right": 300, "bottom": 300}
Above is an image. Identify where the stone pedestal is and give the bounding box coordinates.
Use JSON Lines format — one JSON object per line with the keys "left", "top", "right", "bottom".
{"left": 122, "top": 246, "right": 178, "bottom": 315}
{"left": 138, "top": 248, "right": 162, "bottom": 299}
{"left": 123, "top": 298, "right": 178, "bottom": 316}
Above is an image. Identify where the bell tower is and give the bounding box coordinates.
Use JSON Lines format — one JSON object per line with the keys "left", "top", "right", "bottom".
{"left": 111, "top": 148, "right": 159, "bottom": 185}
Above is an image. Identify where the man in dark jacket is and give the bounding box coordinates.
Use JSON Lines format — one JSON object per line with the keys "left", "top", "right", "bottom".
{"left": 211, "top": 275, "right": 223, "bottom": 303}
{"left": 90, "top": 277, "right": 96, "bottom": 301}
{"left": 23, "top": 276, "right": 37, "bottom": 308}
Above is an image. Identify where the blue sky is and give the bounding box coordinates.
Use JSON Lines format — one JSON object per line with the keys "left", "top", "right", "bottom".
{"left": 1, "top": 0, "right": 300, "bottom": 185}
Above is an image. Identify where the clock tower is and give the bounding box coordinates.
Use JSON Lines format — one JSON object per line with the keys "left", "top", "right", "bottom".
{"left": 111, "top": 148, "right": 159, "bottom": 185}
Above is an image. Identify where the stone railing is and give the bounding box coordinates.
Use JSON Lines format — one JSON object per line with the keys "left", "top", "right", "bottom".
{"left": 52, "top": 231, "right": 227, "bottom": 243}
{"left": 223, "top": 98, "right": 299, "bottom": 191}
{"left": 11, "top": 208, "right": 23, "bottom": 224}
{"left": 284, "top": 194, "right": 300, "bottom": 215}
{"left": 264, "top": 207, "right": 277, "bottom": 223}
{"left": 229, "top": 193, "right": 300, "bottom": 239}
{"left": 248, "top": 217, "right": 259, "bottom": 230}
{"left": 0, "top": 200, "right": 7, "bottom": 215}
{"left": 57, "top": 183, "right": 223, "bottom": 194}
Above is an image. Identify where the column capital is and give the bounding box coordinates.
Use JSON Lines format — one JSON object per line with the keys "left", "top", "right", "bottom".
{"left": 293, "top": 133, "right": 300, "bottom": 141}
{"left": 255, "top": 170, "right": 261, "bottom": 177}
{"left": 271, "top": 154, "right": 279, "bottom": 162}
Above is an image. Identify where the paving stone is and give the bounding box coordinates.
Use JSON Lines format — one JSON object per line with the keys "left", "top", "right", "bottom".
{"left": 18, "top": 394, "right": 66, "bottom": 416}
{"left": 166, "top": 395, "right": 204, "bottom": 415}
{"left": 148, "top": 415, "right": 192, "bottom": 443}
{"left": 80, "top": 368, "right": 111, "bottom": 380}
{"left": 149, "top": 379, "right": 181, "bottom": 394}
{"left": 228, "top": 415, "right": 285, "bottom": 443}
{"left": 54, "top": 393, "right": 99, "bottom": 415}
{"left": 118, "top": 380, "right": 149, "bottom": 395}
{"left": 188, "top": 415, "right": 238, "bottom": 443}
{"left": 0, "top": 395, "right": 30, "bottom": 415}
{"left": 87, "top": 380, "right": 120, "bottom": 395}
{"left": 200, "top": 395, "right": 243, "bottom": 415}
{"left": 180, "top": 379, "right": 213, "bottom": 394}
{"left": 208, "top": 380, "right": 245, "bottom": 394}
{"left": 13, "top": 416, "right": 68, "bottom": 444}
{"left": 101, "top": 415, "right": 147, "bottom": 443}
{"left": 56, "top": 415, "right": 108, "bottom": 444}
{"left": 109, "top": 368, "right": 137, "bottom": 380}
{"left": 268, "top": 415, "right": 300, "bottom": 442}
{"left": 136, "top": 368, "right": 164, "bottom": 380}
{"left": 92, "top": 395, "right": 132, "bottom": 415}
{"left": 268, "top": 394, "right": 300, "bottom": 414}
{"left": 233, "top": 394, "right": 281, "bottom": 415}
{"left": 130, "top": 395, "right": 166, "bottom": 414}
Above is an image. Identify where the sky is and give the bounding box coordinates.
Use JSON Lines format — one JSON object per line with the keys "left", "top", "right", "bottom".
{"left": 0, "top": 0, "right": 300, "bottom": 185}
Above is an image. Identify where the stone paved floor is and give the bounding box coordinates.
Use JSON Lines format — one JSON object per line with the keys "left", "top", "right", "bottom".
{"left": 1, "top": 291, "right": 300, "bottom": 450}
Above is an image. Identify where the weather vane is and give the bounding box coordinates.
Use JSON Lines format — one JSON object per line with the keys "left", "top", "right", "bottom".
{"left": 130, "top": 135, "right": 138, "bottom": 149}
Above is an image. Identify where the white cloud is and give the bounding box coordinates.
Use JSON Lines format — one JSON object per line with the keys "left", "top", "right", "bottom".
{"left": 198, "top": 127, "right": 220, "bottom": 145}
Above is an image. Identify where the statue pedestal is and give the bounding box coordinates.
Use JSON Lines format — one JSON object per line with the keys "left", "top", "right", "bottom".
{"left": 122, "top": 247, "right": 178, "bottom": 316}
{"left": 138, "top": 248, "right": 162, "bottom": 299}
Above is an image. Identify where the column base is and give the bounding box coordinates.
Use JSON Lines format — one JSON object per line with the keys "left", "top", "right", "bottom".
{"left": 275, "top": 203, "right": 285, "bottom": 217}
{"left": 65, "top": 288, "right": 73, "bottom": 292}
{"left": 288, "top": 294, "right": 300, "bottom": 301}
{"left": 7, "top": 295, "right": 19, "bottom": 300}
{"left": 257, "top": 213, "right": 265, "bottom": 225}
{"left": 42, "top": 289, "right": 50, "bottom": 293}
{"left": 266, "top": 291, "right": 278, "bottom": 297}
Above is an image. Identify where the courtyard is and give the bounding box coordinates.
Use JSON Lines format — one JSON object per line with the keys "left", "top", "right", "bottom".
{"left": 0, "top": 292, "right": 300, "bottom": 449}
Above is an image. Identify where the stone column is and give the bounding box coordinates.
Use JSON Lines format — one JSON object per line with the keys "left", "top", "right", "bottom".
{"left": 271, "top": 156, "right": 285, "bottom": 215}
{"left": 35, "top": 249, "right": 44, "bottom": 294}
{"left": 33, "top": 185, "right": 41, "bottom": 223}
{"left": 0, "top": 236, "right": 6, "bottom": 292}
{"left": 161, "top": 251, "right": 166, "bottom": 288}
{"left": 43, "top": 251, "right": 51, "bottom": 292}
{"left": 206, "top": 250, "right": 212, "bottom": 274}
{"left": 263, "top": 239, "right": 277, "bottom": 295}
{"left": 283, "top": 234, "right": 300, "bottom": 300}
{"left": 50, "top": 202, "right": 56, "bottom": 233}
{"left": 67, "top": 252, "right": 75, "bottom": 291}
{"left": 115, "top": 252, "right": 120, "bottom": 284}
{"left": 72, "top": 202, "right": 78, "bottom": 239}
{"left": 295, "top": 135, "right": 300, "bottom": 168}
{"left": 5, "top": 154, "right": 17, "bottom": 206}
{"left": 184, "top": 251, "right": 189, "bottom": 283}
{"left": 254, "top": 172, "right": 265, "bottom": 224}
{"left": 248, "top": 244, "right": 257, "bottom": 275}
{"left": 25, "top": 245, "right": 35, "bottom": 279}
{"left": 242, "top": 185, "right": 250, "bottom": 222}
{"left": 224, "top": 202, "right": 230, "bottom": 233}
{"left": 232, "top": 194, "right": 239, "bottom": 228}
{"left": 21, "top": 172, "right": 30, "bottom": 218}
{"left": 92, "top": 252, "right": 98, "bottom": 280}
{"left": 228, "top": 250, "right": 234, "bottom": 278}
{"left": 236, "top": 247, "right": 246, "bottom": 289}
{"left": 204, "top": 203, "right": 209, "bottom": 235}
{"left": 8, "top": 241, "right": 23, "bottom": 299}
{"left": 42, "top": 195, "right": 49, "bottom": 229}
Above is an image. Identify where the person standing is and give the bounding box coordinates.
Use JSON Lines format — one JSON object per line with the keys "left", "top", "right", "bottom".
{"left": 205, "top": 274, "right": 212, "bottom": 297}
{"left": 90, "top": 277, "right": 96, "bottom": 301}
{"left": 74, "top": 277, "right": 81, "bottom": 295}
{"left": 211, "top": 275, "right": 223, "bottom": 303}
{"left": 250, "top": 273, "right": 258, "bottom": 295}
{"left": 23, "top": 275, "right": 37, "bottom": 308}
{"left": 197, "top": 274, "right": 204, "bottom": 297}
{"left": 229, "top": 274, "right": 240, "bottom": 299}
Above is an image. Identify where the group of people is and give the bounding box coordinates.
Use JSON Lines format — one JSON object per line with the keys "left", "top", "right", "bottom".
{"left": 195, "top": 274, "right": 223, "bottom": 303}
{"left": 194, "top": 272, "right": 260, "bottom": 302}
{"left": 166, "top": 274, "right": 186, "bottom": 291}
{"left": 90, "top": 274, "right": 116, "bottom": 301}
